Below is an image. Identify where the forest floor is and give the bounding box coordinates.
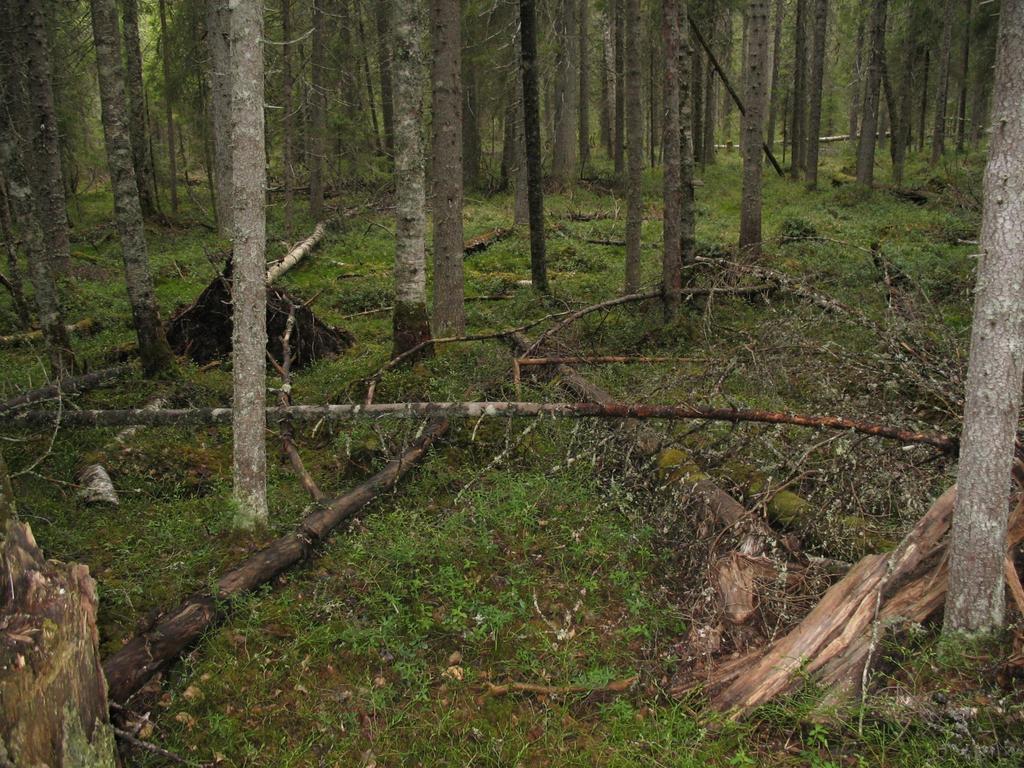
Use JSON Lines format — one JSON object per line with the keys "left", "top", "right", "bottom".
{"left": 4, "top": 146, "right": 1024, "bottom": 766}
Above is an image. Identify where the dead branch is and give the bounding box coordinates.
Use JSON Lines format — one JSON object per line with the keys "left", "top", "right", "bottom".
{"left": 484, "top": 674, "right": 638, "bottom": 698}
{"left": 102, "top": 419, "right": 448, "bottom": 704}
{"left": 0, "top": 318, "right": 97, "bottom": 347}
{"left": 517, "top": 355, "right": 698, "bottom": 366}
{"left": 0, "top": 365, "right": 128, "bottom": 415}
{"left": 2, "top": 400, "right": 956, "bottom": 451}
{"left": 266, "top": 221, "right": 326, "bottom": 284}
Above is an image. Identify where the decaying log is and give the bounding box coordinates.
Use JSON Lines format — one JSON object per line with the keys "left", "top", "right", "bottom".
{"left": 5, "top": 400, "right": 957, "bottom": 452}
{"left": 693, "top": 487, "right": 1024, "bottom": 714}
{"left": 266, "top": 221, "right": 326, "bottom": 284}
{"left": 77, "top": 464, "right": 119, "bottom": 506}
{"left": 102, "top": 418, "right": 448, "bottom": 704}
{"left": 0, "top": 521, "right": 117, "bottom": 767}
{"left": 0, "top": 365, "right": 128, "bottom": 416}
{"left": 0, "top": 317, "right": 97, "bottom": 347}
{"left": 463, "top": 227, "right": 510, "bottom": 255}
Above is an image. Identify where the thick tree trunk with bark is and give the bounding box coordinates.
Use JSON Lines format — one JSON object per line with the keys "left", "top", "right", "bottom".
{"left": 789, "top": 0, "right": 807, "bottom": 178}
{"left": 121, "top": 0, "right": 158, "bottom": 218}
{"left": 803, "top": 0, "right": 827, "bottom": 188}
{"left": 309, "top": 0, "right": 326, "bottom": 219}
{"left": 207, "top": 0, "right": 233, "bottom": 235}
{"left": 553, "top": 0, "right": 578, "bottom": 183}
{"left": 661, "top": 0, "right": 682, "bottom": 320}
{"left": 230, "top": 0, "right": 268, "bottom": 528}
{"left": 0, "top": 521, "right": 116, "bottom": 767}
{"left": 89, "top": 0, "right": 175, "bottom": 377}
{"left": 158, "top": 0, "right": 178, "bottom": 214}
{"left": 766, "top": 0, "right": 783, "bottom": 152}
{"left": 578, "top": 0, "right": 591, "bottom": 174}
{"left": 946, "top": 0, "right": 1024, "bottom": 634}
{"left": 624, "top": 0, "right": 643, "bottom": 293}
{"left": 375, "top": 0, "right": 395, "bottom": 158}
{"left": 392, "top": 0, "right": 432, "bottom": 354}
{"left": 740, "top": 0, "right": 769, "bottom": 254}
{"left": 931, "top": 0, "right": 954, "bottom": 165}
{"left": 513, "top": 26, "right": 530, "bottom": 226}
{"left": 855, "top": 0, "right": 887, "bottom": 186}
{"left": 430, "top": 0, "right": 465, "bottom": 336}
{"left": 520, "top": 0, "right": 547, "bottom": 292}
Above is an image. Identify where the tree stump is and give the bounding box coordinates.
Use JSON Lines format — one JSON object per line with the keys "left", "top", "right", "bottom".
{"left": 0, "top": 521, "right": 116, "bottom": 767}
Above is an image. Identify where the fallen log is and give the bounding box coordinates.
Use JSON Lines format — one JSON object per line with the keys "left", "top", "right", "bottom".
{"left": 1, "top": 521, "right": 117, "bottom": 766}
{"left": 266, "top": 221, "right": 327, "bottom": 284}
{"left": 102, "top": 418, "right": 448, "bottom": 704}
{"left": 463, "top": 227, "right": 510, "bottom": 255}
{"left": 0, "top": 317, "right": 97, "bottom": 347}
{"left": 484, "top": 674, "right": 638, "bottom": 698}
{"left": 2, "top": 400, "right": 957, "bottom": 451}
{"left": 0, "top": 365, "right": 128, "bottom": 415}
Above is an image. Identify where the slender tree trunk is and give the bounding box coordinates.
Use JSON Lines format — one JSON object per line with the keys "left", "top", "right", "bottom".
{"left": 789, "top": 0, "right": 807, "bottom": 178}
{"left": 679, "top": 3, "right": 695, "bottom": 268}
{"left": 520, "top": 0, "right": 547, "bottom": 292}
{"left": 206, "top": 0, "right": 233, "bottom": 235}
{"left": 661, "top": 0, "right": 682, "bottom": 320}
{"left": 855, "top": 0, "right": 887, "bottom": 186}
{"left": 392, "top": 0, "right": 432, "bottom": 353}
{"left": 931, "top": 0, "right": 954, "bottom": 165}
{"left": 21, "top": 0, "right": 71, "bottom": 273}
{"left": 121, "top": 0, "right": 158, "bottom": 218}
{"left": 375, "top": 0, "right": 395, "bottom": 158}
{"left": 463, "top": 61, "right": 481, "bottom": 188}
{"left": 89, "top": 0, "right": 175, "bottom": 377}
{"left": 624, "top": 0, "right": 642, "bottom": 294}
{"left": 613, "top": 0, "right": 625, "bottom": 177}
{"left": 513, "top": 25, "right": 530, "bottom": 225}
{"left": 230, "top": 0, "right": 268, "bottom": 527}
{"left": 0, "top": 178, "right": 31, "bottom": 328}
{"left": 945, "top": 0, "right": 1024, "bottom": 634}
{"left": 702, "top": 9, "right": 718, "bottom": 165}
{"left": 601, "top": 22, "right": 614, "bottom": 158}
{"left": 649, "top": 40, "right": 658, "bottom": 167}
{"left": 309, "top": 0, "right": 325, "bottom": 218}
{"left": 158, "top": 0, "right": 178, "bottom": 214}
{"left": 578, "top": 0, "right": 591, "bottom": 175}
{"left": 917, "top": 48, "right": 929, "bottom": 152}
{"left": 282, "top": 0, "right": 295, "bottom": 237}
{"left": 430, "top": 0, "right": 464, "bottom": 336}
{"left": 740, "top": 0, "right": 769, "bottom": 254}
{"left": 956, "top": 0, "right": 972, "bottom": 153}
{"left": 766, "top": 0, "right": 783, "bottom": 152}
{"left": 692, "top": 42, "right": 704, "bottom": 162}
{"left": 358, "top": 9, "right": 382, "bottom": 155}
{"left": 803, "top": 0, "right": 827, "bottom": 188}
{"left": 883, "top": 47, "right": 912, "bottom": 186}
{"left": 849, "top": 17, "right": 864, "bottom": 143}
{"left": 719, "top": 10, "right": 734, "bottom": 137}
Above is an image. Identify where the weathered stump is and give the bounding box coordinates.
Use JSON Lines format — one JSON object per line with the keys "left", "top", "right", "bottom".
{"left": 0, "top": 521, "right": 116, "bottom": 767}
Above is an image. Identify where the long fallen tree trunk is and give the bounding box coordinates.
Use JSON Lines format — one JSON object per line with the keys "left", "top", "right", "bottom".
{"left": 0, "top": 365, "right": 128, "bottom": 415}
{"left": 5, "top": 400, "right": 956, "bottom": 451}
{"left": 266, "top": 221, "right": 327, "bottom": 284}
{"left": 0, "top": 317, "right": 97, "bottom": 347}
{"left": 103, "top": 418, "right": 448, "bottom": 704}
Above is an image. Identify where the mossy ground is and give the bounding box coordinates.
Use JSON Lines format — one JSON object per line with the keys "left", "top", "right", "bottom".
{"left": 3, "top": 146, "right": 1023, "bottom": 766}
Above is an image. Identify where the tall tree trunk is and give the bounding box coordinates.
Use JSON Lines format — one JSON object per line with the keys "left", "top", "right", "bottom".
{"left": 883, "top": 46, "right": 912, "bottom": 186}
{"left": 917, "top": 47, "right": 929, "bottom": 152}
{"left": 931, "top": 0, "right": 954, "bottom": 165}
{"left": 849, "top": 16, "right": 864, "bottom": 143}
{"left": 0, "top": 177, "right": 31, "bottom": 328}
{"left": 661, "top": 0, "right": 682, "bottom": 320}
{"left": 649, "top": 39, "right": 658, "bottom": 167}
{"left": 358, "top": 8, "right": 383, "bottom": 155}
{"left": 945, "top": 0, "right": 1024, "bottom": 634}
{"left": 766, "top": 0, "right": 783, "bottom": 152}
{"left": 375, "top": 0, "right": 395, "bottom": 158}
{"left": 430, "top": 0, "right": 464, "bottom": 336}
{"left": 553, "top": 0, "right": 577, "bottom": 183}
{"left": 719, "top": 10, "right": 734, "bottom": 137}
{"left": 281, "top": 0, "right": 295, "bottom": 237}
{"left": 230, "top": 0, "right": 268, "bottom": 527}
{"left": 955, "top": 0, "right": 972, "bottom": 153}
{"left": 601, "top": 22, "right": 614, "bottom": 158}
{"left": 21, "top": 0, "right": 71, "bottom": 273}
{"left": 578, "top": 0, "right": 591, "bottom": 175}
{"left": 309, "top": 0, "right": 325, "bottom": 218}
{"left": 89, "top": 0, "right": 175, "bottom": 377}
{"left": 392, "top": 0, "right": 432, "bottom": 352}
{"left": 740, "top": 0, "right": 769, "bottom": 254}
{"left": 121, "top": 0, "right": 158, "bottom": 218}
{"left": 855, "top": 0, "right": 887, "bottom": 186}
{"left": 691, "top": 42, "right": 704, "bottom": 162}
{"left": 624, "top": 0, "right": 642, "bottom": 293}
{"left": 613, "top": 0, "right": 625, "bottom": 176}
{"left": 803, "top": 0, "right": 827, "bottom": 188}
{"left": 679, "top": 3, "right": 695, "bottom": 268}
{"left": 520, "top": 0, "right": 547, "bottom": 292}
{"left": 702, "top": 7, "right": 718, "bottom": 165}
{"left": 462, "top": 62, "right": 481, "bottom": 189}
{"left": 513, "top": 25, "right": 530, "bottom": 225}
{"left": 158, "top": 0, "right": 178, "bottom": 214}
{"left": 789, "top": 0, "right": 807, "bottom": 178}
{"left": 206, "top": 0, "right": 233, "bottom": 236}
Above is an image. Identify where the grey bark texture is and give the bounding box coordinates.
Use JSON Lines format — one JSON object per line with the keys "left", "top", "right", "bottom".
{"left": 309, "top": 0, "right": 326, "bottom": 219}
{"left": 739, "top": 0, "right": 769, "bottom": 255}
{"left": 945, "top": 0, "right": 1024, "bottom": 634}
{"left": 679, "top": 4, "right": 695, "bottom": 269}
{"left": 391, "top": 0, "right": 432, "bottom": 354}
{"left": 766, "top": 0, "right": 783, "bottom": 152}
{"left": 917, "top": 47, "right": 930, "bottom": 152}
{"left": 931, "top": 0, "right": 954, "bottom": 165}
{"left": 789, "top": 0, "right": 807, "bottom": 177}
{"left": 803, "top": 0, "right": 827, "bottom": 188}
{"left": 513, "top": 25, "right": 529, "bottom": 226}
{"left": 849, "top": 17, "right": 864, "bottom": 142}
{"left": 661, "top": 0, "right": 682, "bottom": 320}
{"left": 601, "top": 22, "right": 614, "bottom": 157}
{"left": 613, "top": 0, "right": 625, "bottom": 176}
{"left": 375, "top": 0, "right": 395, "bottom": 158}
{"left": 158, "top": 0, "right": 178, "bottom": 214}
{"left": 855, "top": 0, "right": 887, "bottom": 186}
{"left": 956, "top": 0, "right": 972, "bottom": 153}
{"left": 702, "top": 10, "right": 717, "bottom": 165}
{"left": 430, "top": 0, "right": 465, "bottom": 336}
{"left": 552, "top": 0, "right": 578, "bottom": 183}
{"left": 520, "top": 0, "right": 548, "bottom": 292}
{"left": 89, "top": 0, "right": 175, "bottom": 377}
{"left": 578, "top": 0, "right": 591, "bottom": 174}
{"left": 120, "top": 0, "right": 158, "bottom": 218}
{"left": 282, "top": 0, "right": 295, "bottom": 237}
{"left": 206, "top": 0, "right": 233, "bottom": 236}
{"left": 624, "top": 0, "right": 643, "bottom": 294}
{"left": 0, "top": 521, "right": 117, "bottom": 768}
{"left": 230, "top": 0, "right": 268, "bottom": 527}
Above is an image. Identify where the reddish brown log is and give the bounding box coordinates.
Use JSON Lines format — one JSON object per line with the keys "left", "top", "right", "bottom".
{"left": 102, "top": 419, "right": 448, "bottom": 704}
